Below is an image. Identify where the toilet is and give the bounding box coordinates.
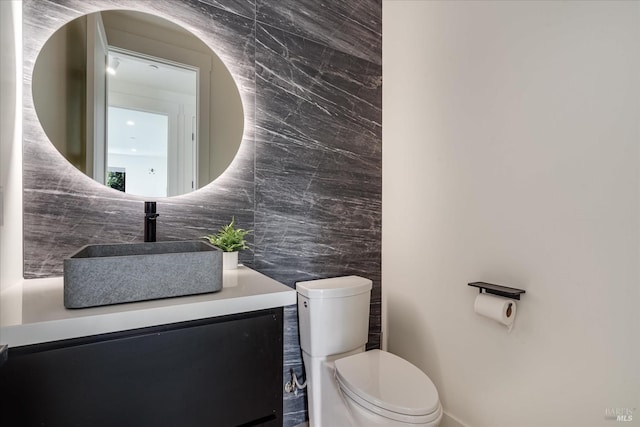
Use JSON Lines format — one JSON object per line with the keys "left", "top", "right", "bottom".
{"left": 296, "top": 276, "right": 442, "bottom": 427}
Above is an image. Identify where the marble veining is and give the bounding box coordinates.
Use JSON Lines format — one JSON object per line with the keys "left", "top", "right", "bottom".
{"left": 23, "top": 1, "right": 381, "bottom": 426}
{"left": 195, "top": 0, "right": 255, "bottom": 20}
{"left": 256, "top": 0, "right": 382, "bottom": 65}
{"left": 255, "top": 22, "right": 381, "bottom": 425}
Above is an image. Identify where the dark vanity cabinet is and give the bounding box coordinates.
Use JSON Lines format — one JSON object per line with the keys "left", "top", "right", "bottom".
{"left": 0, "top": 308, "right": 283, "bottom": 427}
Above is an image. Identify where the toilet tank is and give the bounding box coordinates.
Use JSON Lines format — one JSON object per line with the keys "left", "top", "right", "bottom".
{"left": 296, "top": 276, "right": 372, "bottom": 357}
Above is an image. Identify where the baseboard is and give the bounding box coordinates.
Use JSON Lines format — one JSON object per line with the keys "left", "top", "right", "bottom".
{"left": 441, "top": 411, "right": 468, "bottom": 427}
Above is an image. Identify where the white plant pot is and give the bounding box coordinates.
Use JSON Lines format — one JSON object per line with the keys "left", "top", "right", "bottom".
{"left": 222, "top": 251, "right": 239, "bottom": 270}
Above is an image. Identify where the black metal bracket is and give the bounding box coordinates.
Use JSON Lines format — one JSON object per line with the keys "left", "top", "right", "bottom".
{"left": 468, "top": 282, "right": 526, "bottom": 300}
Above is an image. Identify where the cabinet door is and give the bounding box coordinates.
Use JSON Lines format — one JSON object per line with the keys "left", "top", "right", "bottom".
{"left": 0, "top": 308, "right": 283, "bottom": 427}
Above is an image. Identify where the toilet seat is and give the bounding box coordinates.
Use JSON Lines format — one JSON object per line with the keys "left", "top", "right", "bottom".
{"left": 335, "top": 350, "right": 441, "bottom": 424}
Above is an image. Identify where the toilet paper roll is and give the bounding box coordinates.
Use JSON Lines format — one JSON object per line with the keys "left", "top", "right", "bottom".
{"left": 474, "top": 293, "right": 517, "bottom": 332}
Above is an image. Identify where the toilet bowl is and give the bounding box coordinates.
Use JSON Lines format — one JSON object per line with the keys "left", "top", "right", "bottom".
{"left": 296, "top": 276, "right": 442, "bottom": 427}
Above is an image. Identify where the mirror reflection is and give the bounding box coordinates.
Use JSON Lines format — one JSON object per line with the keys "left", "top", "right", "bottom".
{"left": 32, "top": 10, "right": 244, "bottom": 197}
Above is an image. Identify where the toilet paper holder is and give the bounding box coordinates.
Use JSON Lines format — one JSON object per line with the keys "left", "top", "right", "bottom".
{"left": 468, "top": 282, "right": 526, "bottom": 300}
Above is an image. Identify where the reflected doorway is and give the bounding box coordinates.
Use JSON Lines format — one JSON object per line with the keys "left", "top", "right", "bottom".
{"left": 103, "top": 48, "right": 198, "bottom": 197}
{"left": 107, "top": 107, "right": 168, "bottom": 197}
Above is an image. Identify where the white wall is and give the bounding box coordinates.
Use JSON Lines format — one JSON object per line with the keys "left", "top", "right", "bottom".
{"left": 108, "top": 153, "right": 168, "bottom": 198}
{"left": 383, "top": 2, "right": 640, "bottom": 427}
{"left": 0, "top": 0, "right": 23, "bottom": 291}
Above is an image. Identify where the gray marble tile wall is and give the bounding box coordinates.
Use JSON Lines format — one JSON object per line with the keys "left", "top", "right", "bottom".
{"left": 254, "top": 19, "right": 382, "bottom": 424}
{"left": 23, "top": 1, "right": 381, "bottom": 425}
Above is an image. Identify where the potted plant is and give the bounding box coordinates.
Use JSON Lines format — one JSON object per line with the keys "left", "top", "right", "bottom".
{"left": 204, "top": 217, "right": 250, "bottom": 270}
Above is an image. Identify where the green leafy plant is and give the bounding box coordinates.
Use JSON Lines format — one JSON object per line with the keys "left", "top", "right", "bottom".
{"left": 204, "top": 217, "right": 251, "bottom": 252}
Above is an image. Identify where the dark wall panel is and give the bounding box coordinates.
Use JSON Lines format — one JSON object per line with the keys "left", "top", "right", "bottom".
{"left": 254, "top": 22, "right": 381, "bottom": 424}
{"left": 256, "top": 0, "right": 382, "bottom": 65}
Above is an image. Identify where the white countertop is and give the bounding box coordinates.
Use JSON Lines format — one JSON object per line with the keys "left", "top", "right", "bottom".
{"left": 0, "top": 266, "right": 296, "bottom": 348}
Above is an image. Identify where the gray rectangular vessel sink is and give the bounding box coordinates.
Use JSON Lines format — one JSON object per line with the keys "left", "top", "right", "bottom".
{"left": 64, "top": 241, "right": 222, "bottom": 309}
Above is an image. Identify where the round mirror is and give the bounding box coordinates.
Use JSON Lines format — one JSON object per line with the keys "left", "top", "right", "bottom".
{"left": 32, "top": 10, "right": 244, "bottom": 197}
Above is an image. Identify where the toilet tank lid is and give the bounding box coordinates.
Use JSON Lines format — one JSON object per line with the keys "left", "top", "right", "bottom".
{"left": 296, "top": 276, "right": 372, "bottom": 299}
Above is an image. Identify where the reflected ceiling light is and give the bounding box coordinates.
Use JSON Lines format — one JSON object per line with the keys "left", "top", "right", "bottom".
{"left": 131, "top": 148, "right": 137, "bottom": 152}
{"left": 106, "top": 57, "right": 120, "bottom": 75}
{"left": 126, "top": 120, "right": 135, "bottom": 126}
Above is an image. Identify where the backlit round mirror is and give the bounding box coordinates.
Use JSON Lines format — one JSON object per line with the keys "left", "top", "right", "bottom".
{"left": 32, "top": 10, "right": 244, "bottom": 197}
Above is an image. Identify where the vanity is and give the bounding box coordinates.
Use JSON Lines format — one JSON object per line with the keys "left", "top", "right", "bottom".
{"left": 0, "top": 266, "right": 296, "bottom": 427}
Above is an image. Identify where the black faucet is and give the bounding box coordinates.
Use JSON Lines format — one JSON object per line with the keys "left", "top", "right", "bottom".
{"left": 144, "top": 201, "right": 159, "bottom": 242}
